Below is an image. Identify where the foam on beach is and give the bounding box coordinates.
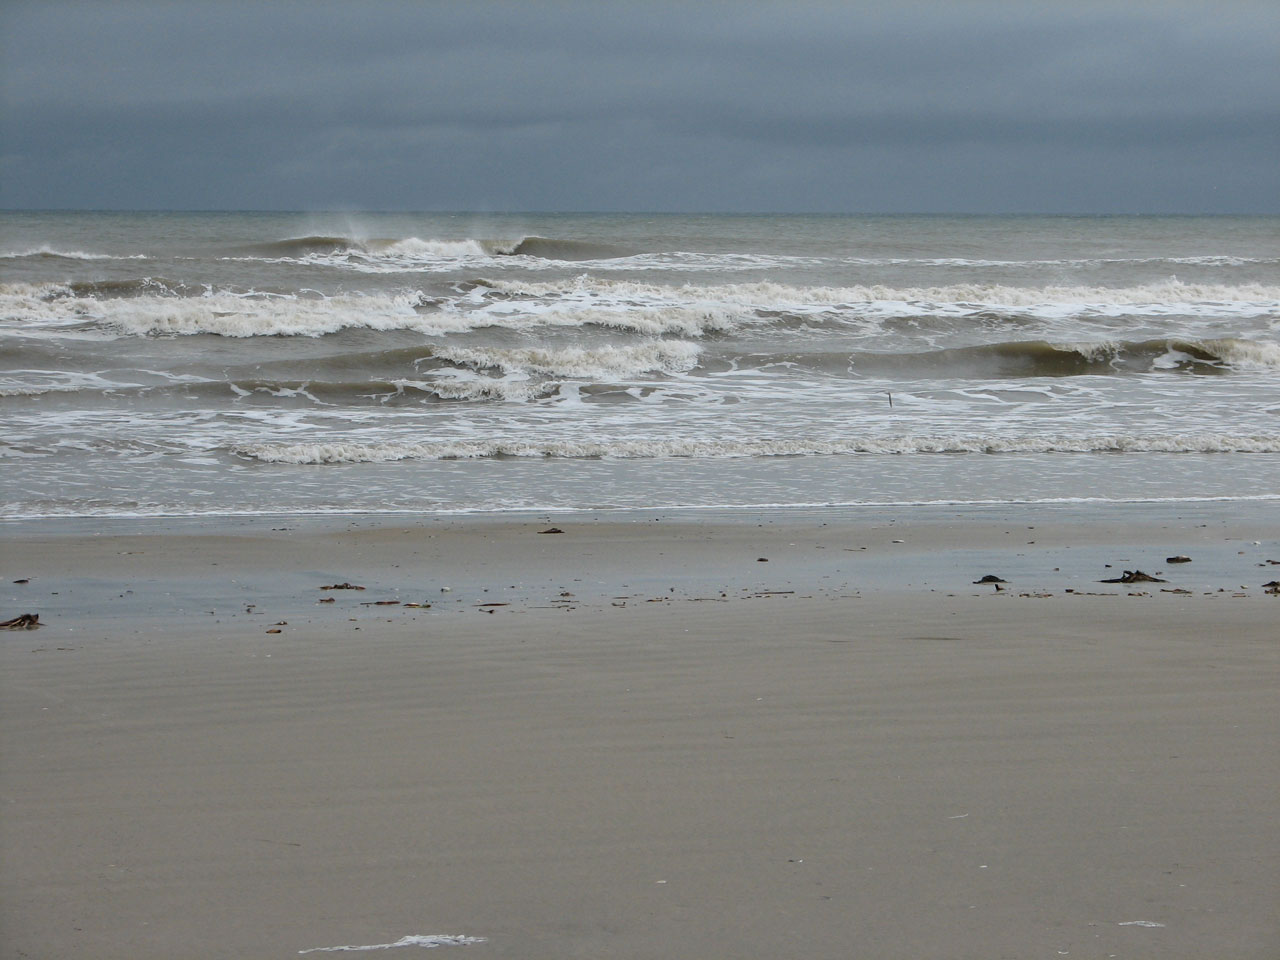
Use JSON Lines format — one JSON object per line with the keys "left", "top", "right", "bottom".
{"left": 298, "top": 934, "right": 486, "bottom": 953}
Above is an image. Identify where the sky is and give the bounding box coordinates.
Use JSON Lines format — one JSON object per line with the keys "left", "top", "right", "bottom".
{"left": 2, "top": 0, "right": 1277, "bottom": 214}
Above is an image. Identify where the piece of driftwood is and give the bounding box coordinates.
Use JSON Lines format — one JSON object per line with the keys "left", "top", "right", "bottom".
{"left": 1, "top": 613, "right": 40, "bottom": 629}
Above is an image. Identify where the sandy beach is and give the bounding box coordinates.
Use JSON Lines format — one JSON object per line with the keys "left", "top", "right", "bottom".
{"left": 2, "top": 503, "right": 1277, "bottom": 959}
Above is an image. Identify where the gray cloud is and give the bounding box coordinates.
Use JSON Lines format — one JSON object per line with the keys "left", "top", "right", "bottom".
{"left": 2, "top": 0, "right": 1277, "bottom": 212}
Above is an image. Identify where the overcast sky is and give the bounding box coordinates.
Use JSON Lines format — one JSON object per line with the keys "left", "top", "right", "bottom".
{"left": 2, "top": 1, "right": 1277, "bottom": 213}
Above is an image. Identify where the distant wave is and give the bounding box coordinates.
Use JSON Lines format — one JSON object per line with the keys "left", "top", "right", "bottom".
{"left": 245, "top": 235, "right": 369, "bottom": 257}
{"left": 492, "top": 236, "right": 634, "bottom": 260}
{"left": 235, "top": 233, "right": 633, "bottom": 265}
{"left": 232, "top": 433, "right": 1280, "bottom": 464}
{"left": 0, "top": 245, "right": 148, "bottom": 261}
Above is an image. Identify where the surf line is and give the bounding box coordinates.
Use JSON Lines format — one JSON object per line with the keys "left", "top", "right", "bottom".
{"left": 299, "top": 934, "right": 486, "bottom": 953}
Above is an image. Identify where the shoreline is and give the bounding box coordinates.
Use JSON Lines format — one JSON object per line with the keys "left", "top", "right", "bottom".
{"left": 3, "top": 489, "right": 1279, "bottom": 523}
{"left": 3, "top": 500, "right": 1277, "bottom": 958}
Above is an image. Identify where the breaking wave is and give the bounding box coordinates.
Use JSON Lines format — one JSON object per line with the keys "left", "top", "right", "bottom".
{"left": 476, "top": 276, "right": 1280, "bottom": 311}
{"left": 239, "top": 234, "right": 631, "bottom": 265}
{"left": 431, "top": 341, "right": 700, "bottom": 379}
{"left": 837, "top": 337, "right": 1280, "bottom": 376}
{"left": 2, "top": 283, "right": 742, "bottom": 338}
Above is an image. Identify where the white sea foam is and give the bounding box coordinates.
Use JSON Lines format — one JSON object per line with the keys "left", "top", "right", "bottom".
{"left": 0, "top": 284, "right": 743, "bottom": 339}
{"left": 456, "top": 304, "right": 740, "bottom": 337}
{"left": 232, "top": 236, "right": 497, "bottom": 272}
{"left": 299, "top": 934, "right": 486, "bottom": 953}
{"left": 432, "top": 341, "right": 701, "bottom": 379}
{"left": 231, "top": 433, "right": 1280, "bottom": 464}
{"left": 350, "top": 342, "right": 702, "bottom": 401}
{"left": 7, "top": 277, "right": 1276, "bottom": 343}
{"left": 59, "top": 291, "right": 423, "bottom": 338}
{"left": 477, "top": 276, "right": 1280, "bottom": 312}
{"left": 416, "top": 376, "right": 545, "bottom": 402}
{"left": 378, "top": 238, "right": 488, "bottom": 258}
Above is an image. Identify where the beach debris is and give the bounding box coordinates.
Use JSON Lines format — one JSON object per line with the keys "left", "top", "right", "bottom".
{"left": 1263, "top": 580, "right": 1280, "bottom": 595}
{"left": 265, "top": 628, "right": 282, "bottom": 634}
{"left": 1161, "top": 588, "right": 1192, "bottom": 595}
{"left": 1, "top": 613, "right": 40, "bottom": 629}
{"left": 361, "top": 600, "right": 401, "bottom": 606}
{"left": 1166, "top": 555, "right": 1192, "bottom": 563}
{"left": 317, "top": 597, "right": 336, "bottom": 603}
{"left": 757, "top": 557, "right": 769, "bottom": 562}
{"left": 403, "top": 602, "right": 431, "bottom": 608}
{"left": 538, "top": 527, "right": 564, "bottom": 534}
{"left": 12, "top": 578, "right": 29, "bottom": 584}
{"left": 973, "top": 575, "right": 1007, "bottom": 584}
{"left": 477, "top": 602, "right": 509, "bottom": 607}
{"left": 1099, "top": 570, "right": 1166, "bottom": 584}
{"left": 320, "top": 582, "right": 364, "bottom": 590}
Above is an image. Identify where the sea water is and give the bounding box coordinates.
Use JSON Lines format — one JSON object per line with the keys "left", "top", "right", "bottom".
{"left": 2, "top": 211, "right": 1277, "bottom": 518}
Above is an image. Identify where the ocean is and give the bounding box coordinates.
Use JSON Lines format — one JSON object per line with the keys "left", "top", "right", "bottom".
{"left": 2, "top": 210, "right": 1277, "bottom": 519}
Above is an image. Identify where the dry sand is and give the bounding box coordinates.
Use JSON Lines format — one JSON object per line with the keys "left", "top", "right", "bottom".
{"left": 2, "top": 504, "right": 1277, "bottom": 959}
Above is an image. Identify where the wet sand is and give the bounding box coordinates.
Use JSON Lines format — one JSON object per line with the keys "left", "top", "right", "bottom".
{"left": 2, "top": 504, "right": 1278, "bottom": 959}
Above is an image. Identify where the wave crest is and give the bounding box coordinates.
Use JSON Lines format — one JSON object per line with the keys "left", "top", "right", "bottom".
{"left": 432, "top": 341, "right": 701, "bottom": 379}
{"left": 477, "top": 276, "right": 1280, "bottom": 309}
{"left": 236, "top": 234, "right": 628, "bottom": 267}
{"left": 0, "top": 245, "right": 148, "bottom": 261}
